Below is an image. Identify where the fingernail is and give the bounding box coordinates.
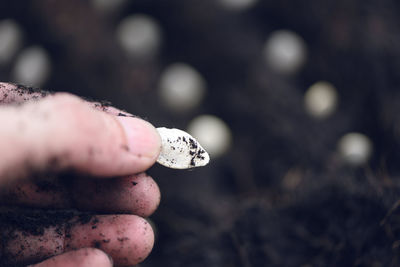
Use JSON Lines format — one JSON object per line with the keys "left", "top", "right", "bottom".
{"left": 116, "top": 117, "right": 161, "bottom": 159}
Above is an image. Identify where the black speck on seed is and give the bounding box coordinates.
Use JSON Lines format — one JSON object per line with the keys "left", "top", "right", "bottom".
{"left": 132, "top": 181, "right": 138, "bottom": 186}
{"left": 92, "top": 225, "right": 97, "bottom": 229}
{"left": 189, "top": 138, "right": 198, "bottom": 150}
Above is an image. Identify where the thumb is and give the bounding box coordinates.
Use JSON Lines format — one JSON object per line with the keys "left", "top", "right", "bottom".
{"left": 0, "top": 93, "right": 161, "bottom": 183}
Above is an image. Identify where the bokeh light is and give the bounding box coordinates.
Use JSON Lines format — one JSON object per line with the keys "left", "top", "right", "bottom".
{"left": 159, "top": 63, "right": 206, "bottom": 113}
{"left": 91, "top": 0, "right": 127, "bottom": 13}
{"left": 0, "top": 19, "right": 23, "bottom": 65}
{"left": 304, "top": 81, "right": 338, "bottom": 119}
{"left": 338, "top": 133, "right": 373, "bottom": 166}
{"left": 218, "top": 0, "right": 258, "bottom": 11}
{"left": 187, "top": 115, "right": 232, "bottom": 158}
{"left": 263, "top": 30, "right": 307, "bottom": 75}
{"left": 116, "top": 14, "right": 162, "bottom": 59}
{"left": 12, "top": 46, "right": 51, "bottom": 87}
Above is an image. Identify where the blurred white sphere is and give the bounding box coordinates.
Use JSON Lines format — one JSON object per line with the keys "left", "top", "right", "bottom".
{"left": 0, "top": 19, "right": 23, "bottom": 64}
{"left": 304, "top": 81, "right": 338, "bottom": 119}
{"left": 91, "top": 0, "right": 127, "bottom": 12}
{"left": 263, "top": 30, "right": 307, "bottom": 74}
{"left": 187, "top": 115, "right": 232, "bottom": 158}
{"left": 338, "top": 133, "right": 373, "bottom": 166}
{"left": 219, "top": 0, "right": 258, "bottom": 10}
{"left": 159, "top": 63, "right": 206, "bottom": 112}
{"left": 12, "top": 46, "right": 51, "bottom": 87}
{"left": 116, "top": 14, "right": 161, "bottom": 58}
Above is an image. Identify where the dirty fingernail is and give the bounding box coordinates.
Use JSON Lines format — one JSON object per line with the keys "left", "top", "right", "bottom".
{"left": 116, "top": 117, "right": 161, "bottom": 159}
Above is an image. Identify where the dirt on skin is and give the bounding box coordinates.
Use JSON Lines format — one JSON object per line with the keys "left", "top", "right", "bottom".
{"left": 0, "top": 208, "right": 95, "bottom": 266}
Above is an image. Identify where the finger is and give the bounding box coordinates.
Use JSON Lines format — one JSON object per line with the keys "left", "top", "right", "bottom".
{"left": 73, "top": 173, "right": 161, "bottom": 217}
{"left": 29, "top": 248, "right": 113, "bottom": 267}
{"left": 0, "top": 92, "right": 161, "bottom": 184}
{"left": 0, "top": 177, "right": 72, "bottom": 209}
{"left": 0, "top": 82, "right": 132, "bottom": 116}
{"left": 1, "top": 212, "right": 154, "bottom": 266}
{"left": 1, "top": 173, "right": 161, "bottom": 217}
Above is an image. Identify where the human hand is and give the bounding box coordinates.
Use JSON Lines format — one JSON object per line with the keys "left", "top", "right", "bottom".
{"left": 0, "top": 82, "right": 162, "bottom": 266}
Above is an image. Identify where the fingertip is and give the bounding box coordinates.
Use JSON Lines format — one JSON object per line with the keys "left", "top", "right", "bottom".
{"left": 67, "top": 215, "right": 154, "bottom": 266}
{"left": 30, "top": 248, "right": 113, "bottom": 267}
{"left": 122, "top": 215, "right": 155, "bottom": 264}
{"left": 129, "top": 173, "right": 161, "bottom": 217}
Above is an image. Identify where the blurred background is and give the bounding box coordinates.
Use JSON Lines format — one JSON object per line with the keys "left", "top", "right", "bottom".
{"left": 2, "top": 0, "right": 400, "bottom": 266}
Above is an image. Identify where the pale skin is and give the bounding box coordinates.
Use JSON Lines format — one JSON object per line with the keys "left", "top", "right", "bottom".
{"left": 0, "top": 82, "right": 162, "bottom": 266}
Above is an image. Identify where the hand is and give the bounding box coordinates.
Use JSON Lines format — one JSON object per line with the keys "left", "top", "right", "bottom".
{"left": 0, "top": 83, "right": 162, "bottom": 266}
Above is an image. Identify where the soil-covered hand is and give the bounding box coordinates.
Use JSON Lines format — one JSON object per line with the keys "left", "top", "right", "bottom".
{"left": 0, "top": 82, "right": 162, "bottom": 266}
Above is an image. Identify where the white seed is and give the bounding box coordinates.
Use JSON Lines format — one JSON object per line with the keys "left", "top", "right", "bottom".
{"left": 156, "top": 127, "right": 210, "bottom": 169}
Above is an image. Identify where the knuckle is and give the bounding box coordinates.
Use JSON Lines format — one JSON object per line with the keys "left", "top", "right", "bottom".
{"left": 50, "top": 92, "right": 84, "bottom": 108}
{"left": 46, "top": 93, "right": 95, "bottom": 135}
{"left": 49, "top": 93, "right": 92, "bottom": 123}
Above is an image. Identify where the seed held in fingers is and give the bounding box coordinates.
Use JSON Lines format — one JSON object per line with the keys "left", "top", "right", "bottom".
{"left": 156, "top": 127, "right": 210, "bottom": 169}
